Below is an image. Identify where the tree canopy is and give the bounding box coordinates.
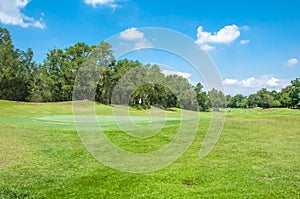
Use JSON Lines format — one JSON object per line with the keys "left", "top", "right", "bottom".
{"left": 0, "top": 27, "right": 299, "bottom": 110}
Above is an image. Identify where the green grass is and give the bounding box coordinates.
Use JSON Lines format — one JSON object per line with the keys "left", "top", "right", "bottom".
{"left": 0, "top": 100, "right": 299, "bottom": 198}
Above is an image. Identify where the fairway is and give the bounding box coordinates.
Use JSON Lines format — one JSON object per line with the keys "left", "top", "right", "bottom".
{"left": 0, "top": 113, "right": 196, "bottom": 132}
{"left": 36, "top": 115, "right": 182, "bottom": 126}
{"left": 0, "top": 100, "right": 300, "bottom": 198}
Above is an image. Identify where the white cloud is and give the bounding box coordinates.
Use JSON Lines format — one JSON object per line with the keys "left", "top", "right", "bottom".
{"left": 120, "top": 27, "right": 152, "bottom": 50}
{"left": 16, "top": 0, "right": 29, "bottom": 8}
{"left": 84, "top": 0, "right": 119, "bottom": 9}
{"left": 240, "top": 40, "right": 250, "bottom": 45}
{"left": 223, "top": 77, "right": 269, "bottom": 88}
{"left": 287, "top": 58, "right": 298, "bottom": 67}
{"left": 241, "top": 77, "right": 256, "bottom": 88}
{"left": 0, "top": 0, "right": 45, "bottom": 29}
{"left": 240, "top": 25, "right": 250, "bottom": 31}
{"left": 196, "top": 25, "right": 240, "bottom": 44}
{"left": 267, "top": 77, "right": 280, "bottom": 87}
{"left": 200, "top": 44, "right": 215, "bottom": 51}
{"left": 223, "top": 76, "right": 290, "bottom": 95}
{"left": 120, "top": 28, "right": 144, "bottom": 40}
{"left": 223, "top": 78, "right": 239, "bottom": 85}
{"left": 161, "top": 70, "right": 192, "bottom": 79}
{"left": 134, "top": 39, "right": 152, "bottom": 49}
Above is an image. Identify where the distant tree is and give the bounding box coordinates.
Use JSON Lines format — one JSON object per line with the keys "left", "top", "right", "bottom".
{"left": 2, "top": 27, "right": 300, "bottom": 112}
{"left": 257, "top": 88, "right": 274, "bottom": 108}
{"left": 194, "top": 83, "right": 210, "bottom": 111}
{"left": 62, "top": 42, "right": 94, "bottom": 101}
{"left": 228, "top": 94, "right": 247, "bottom": 108}
{"left": 73, "top": 41, "right": 114, "bottom": 101}
{"left": 271, "top": 90, "right": 281, "bottom": 101}
{"left": 290, "top": 78, "right": 300, "bottom": 109}
{"left": 272, "top": 100, "right": 281, "bottom": 107}
{"left": 41, "top": 42, "right": 95, "bottom": 102}
{"left": 247, "top": 93, "right": 260, "bottom": 108}
{"left": 92, "top": 42, "right": 116, "bottom": 103}
{"left": 0, "top": 27, "right": 34, "bottom": 101}
{"left": 239, "top": 98, "right": 248, "bottom": 108}
{"left": 208, "top": 89, "right": 226, "bottom": 111}
{"left": 165, "top": 74, "right": 198, "bottom": 110}
{"left": 226, "top": 95, "right": 232, "bottom": 108}
{"left": 279, "top": 86, "right": 292, "bottom": 108}
{"left": 109, "top": 60, "right": 143, "bottom": 105}
{"left": 19, "top": 48, "right": 36, "bottom": 101}
{"left": 28, "top": 65, "right": 52, "bottom": 102}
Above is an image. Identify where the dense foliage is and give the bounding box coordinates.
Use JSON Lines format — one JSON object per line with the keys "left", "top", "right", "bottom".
{"left": 0, "top": 27, "right": 299, "bottom": 110}
{"left": 226, "top": 82, "right": 300, "bottom": 109}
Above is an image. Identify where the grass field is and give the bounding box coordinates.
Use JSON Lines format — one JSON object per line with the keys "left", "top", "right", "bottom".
{"left": 0, "top": 100, "right": 299, "bottom": 198}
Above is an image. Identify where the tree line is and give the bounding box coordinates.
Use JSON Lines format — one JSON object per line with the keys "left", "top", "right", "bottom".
{"left": 226, "top": 82, "right": 300, "bottom": 109}
{"left": 0, "top": 27, "right": 299, "bottom": 110}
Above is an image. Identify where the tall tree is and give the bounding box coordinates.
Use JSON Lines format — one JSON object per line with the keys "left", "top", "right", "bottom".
{"left": 75, "top": 41, "right": 115, "bottom": 101}
{"left": 290, "top": 78, "right": 300, "bottom": 109}
{"left": 62, "top": 42, "right": 93, "bottom": 101}
{"left": 247, "top": 93, "right": 260, "bottom": 108}
{"left": 208, "top": 88, "right": 226, "bottom": 111}
{"left": 279, "top": 85, "right": 292, "bottom": 108}
{"left": 228, "top": 94, "right": 247, "bottom": 108}
{"left": 0, "top": 27, "right": 34, "bottom": 101}
{"left": 194, "top": 83, "right": 210, "bottom": 111}
{"left": 257, "top": 88, "right": 274, "bottom": 108}
{"left": 28, "top": 65, "right": 52, "bottom": 102}
{"left": 40, "top": 42, "right": 94, "bottom": 102}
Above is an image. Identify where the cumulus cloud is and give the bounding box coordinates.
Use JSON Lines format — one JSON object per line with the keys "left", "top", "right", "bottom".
{"left": 200, "top": 44, "right": 215, "bottom": 52}
{"left": 223, "top": 77, "right": 257, "bottom": 88}
{"left": 161, "top": 70, "right": 192, "bottom": 79}
{"left": 223, "top": 78, "right": 239, "bottom": 85}
{"left": 0, "top": 0, "right": 46, "bottom": 29}
{"left": 84, "top": 0, "right": 120, "bottom": 9}
{"left": 241, "top": 77, "right": 256, "bottom": 88}
{"left": 287, "top": 58, "right": 298, "bottom": 67}
{"left": 223, "top": 76, "right": 290, "bottom": 95}
{"left": 134, "top": 39, "right": 152, "bottom": 49}
{"left": 267, "top": 77, "right": 280, "bottom": 87}
{"left": 196, "top": 24, "right": 242, "bottom": 51}
{"left": 223, "top": 77, "right": 285, "bottom": 88}
{"left": 16, "top": 0, "right": 29, "bottom": 7}
{"left": 120, "top": 28, "right": 144, "bottom": 40}
{"left": 240, "top": 40, "right": 250, "bottom": 45}
{"left": 196, "top": 25, "right": 240, "bottom": 44}
{"left": 120, "top": 27, "right": 152, "bottom": 50}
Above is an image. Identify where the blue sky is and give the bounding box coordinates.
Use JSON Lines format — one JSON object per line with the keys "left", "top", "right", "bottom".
{"left": 0, "top": 0, "right": 299, "bottom": 95}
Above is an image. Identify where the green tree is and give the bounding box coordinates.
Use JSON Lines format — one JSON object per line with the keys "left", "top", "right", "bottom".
{"left": 279, "top": 86, "right": 292, "bottom": 108}
{"left": 28, "top": 65, "right": 52, "bottom": 102}
{"left": 228, "top": 94, "right": 247, "bottom": 108}
{"left": 272, "top": 100, "right": 281, "bottom": 107}
{"left": 257, "top": 88, "right": 274, "bottom": 108}
{"left": 73, "top": 41, "right": 115, "bottom": 101}
{"left": 290, "top": 78, "right": 300, "bottom": 109}
{"left": 62, "top": 42, "right": 94, "bottom": 101}
{"left": 110, "top": 60, "right": 143, "bottom": 105}
{"left": 208, "top": 89, "right": 226, "bottom": 111}
{"left": 17, "top": 48, "right": 36, "bottom": 101}
{"left": 165, "top": 74, "right": 198, "bottom": 110}
{"left": 194, "top": 83, "right": 210, "bottom": 111}
{"left": 0, "top": 28, "right": 34, "bottom": 101}
{"left": 247, "top": 93, "right": 260, "bottom": 108}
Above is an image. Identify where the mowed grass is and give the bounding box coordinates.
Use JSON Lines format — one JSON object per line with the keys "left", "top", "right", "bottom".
{"left": 0, "top": 100, "right": 299, "bottom": 198}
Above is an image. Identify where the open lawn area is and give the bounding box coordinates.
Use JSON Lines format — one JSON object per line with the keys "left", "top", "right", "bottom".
{"left": 0, "top": 100, "right": 299, "bottom": 198}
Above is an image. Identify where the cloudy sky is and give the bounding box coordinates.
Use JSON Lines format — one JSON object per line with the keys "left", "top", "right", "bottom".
{"left": 0, "top": 0, "right": 299, "bottom": 95}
